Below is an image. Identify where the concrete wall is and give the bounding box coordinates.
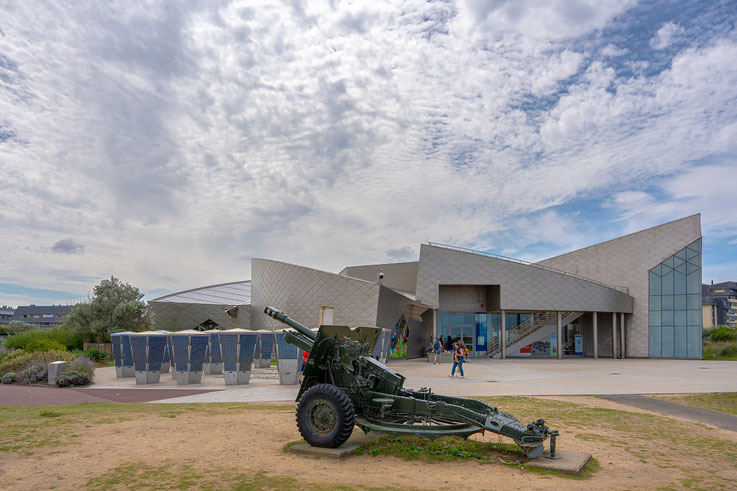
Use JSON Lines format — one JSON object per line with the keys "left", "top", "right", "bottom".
{"left": 341, "top": 262, "right": 419, "bottom": 293}
{"left": 150, "top": 302, "right": 250, "bottom": 331}
{"left": 251, "top": 258, "right": 381, "bottom": 331}
{"left": 537, "top": 215, "right": 702, "bottom": 358}
{"left": 416, "top": 245, "right": 633, "bottom": 314}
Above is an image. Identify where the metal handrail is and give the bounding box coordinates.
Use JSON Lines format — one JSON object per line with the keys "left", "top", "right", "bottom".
{"left": 427, "top": 242, "right": 629, "bottom": 294}
{"left": 486, "top": 311, "right": 580, "bottom": 357}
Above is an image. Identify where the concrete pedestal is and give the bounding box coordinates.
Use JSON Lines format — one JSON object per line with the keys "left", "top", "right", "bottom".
{"left": 209, "top": 362, "right": 223, "bottom": 374}
{"left": 160, "top": 362, "right": 170, "bottom": 373}
{"left": 287, "top": 431, "right": 381, "bottom": 459}
{"left": 225, "top": 370, "right": 251, "bottom": 385}
{"left": 254, "top": 359, "right": 271, "bottom": 368}
{"left": 175, "top": 370, "right": 203, "bottom": 385}
{"left": 526, "top": 450, "right": 592, "bottom": 474}
{"left": 48, "top": 361, "right": 67, "bottom": 386}
{"left": 277, "top": 359, "right": 299, "bottom": 385}
{"left": 135, "top": 371, "right": 161, "bottom": 385}
{"left": 121, "top": 366, "right": 135, "bottom": 377}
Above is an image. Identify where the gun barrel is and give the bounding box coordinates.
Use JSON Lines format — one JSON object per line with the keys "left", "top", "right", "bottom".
{"left": 264, "top": 306, "right": 317, "bottom": 341}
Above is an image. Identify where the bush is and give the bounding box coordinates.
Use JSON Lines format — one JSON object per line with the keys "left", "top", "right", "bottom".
{"left": 4, "top": 327, "right": 83, "bottom": 351}
{"left": 25, "top": 338, "right": 67, "bottom": 353}
{"left": 1, "top": 372, "right": 17, "bottom": 384}
{"left": 0, "top": 349, "right": 76, "bottom": 375}
{"left": 55, "top": 370, "right": 92, "bottom": 387}
{"left": 68, "top": 357, "right": 95, "bottom": 379}
{"left": 710, "top": 326, "right": 736, "bottom": 343}
{"left": 5, "top": 320, "right": 34, "bottom": 335}
{"left": 18, "top": 364, "right": 48, "bottom": 384}
{"left": 82, "top": 348, "right": 108, "bottom": 362}
{"left": 0, "top": 346, "right": 10, "bottom": 362}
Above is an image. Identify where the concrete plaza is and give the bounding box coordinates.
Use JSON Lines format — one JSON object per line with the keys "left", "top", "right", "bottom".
{"left": 76, "top": 358, "right": 737, "bottom": 404}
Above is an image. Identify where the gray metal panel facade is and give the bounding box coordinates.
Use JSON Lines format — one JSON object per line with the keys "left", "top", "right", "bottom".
{"left": 536, "top": 214, "right": 702, "bottom": 358}
{"left": 341, "top": 262, "right": 419, "bottom": 293}
{"left": 150, "top": 301, "right": 251, "bottom": 331}
{"left": 152, "top": 281, "right": 251, "bottom": 305}
{"left": 415, "top": 244, "right": 634, "bottom": 313}
{"left": 251, "top": 258, "right": 381, "bottom": 331}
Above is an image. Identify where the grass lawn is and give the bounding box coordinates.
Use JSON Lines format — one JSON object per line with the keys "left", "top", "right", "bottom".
{"left": 702, "top": 341, "right": 737, "bottom": 361}
{"left": 1, "top": 397, "right": 736, "bottom": 490}
{"left": 652, "top": 392, "right": 737, "bottom": 416}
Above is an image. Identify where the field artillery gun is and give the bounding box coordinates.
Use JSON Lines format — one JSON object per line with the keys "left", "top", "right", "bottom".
{"left": 264, "top": 306, "right": 555, "bottom": 459}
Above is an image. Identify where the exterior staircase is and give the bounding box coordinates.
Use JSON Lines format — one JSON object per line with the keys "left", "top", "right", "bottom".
{"left": 486, "top": 311, "right": 583, "bottom": 358}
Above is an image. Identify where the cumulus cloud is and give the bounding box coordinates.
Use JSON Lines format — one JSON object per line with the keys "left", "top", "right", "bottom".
{"left": 51, "top": 239, "right": 85, "bottom": 254}
{"left": 0, "top": 0, "right": 736, "bottom": 298}
{"left": 651, "top": 22, "right": 684, "bottom": 49}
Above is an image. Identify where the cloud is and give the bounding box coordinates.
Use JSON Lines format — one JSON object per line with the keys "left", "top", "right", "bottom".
{"left": 386, "top": 247, "right": 416, "bottom": 261}
{"left": 51, "top": 239, "right": 85, "bottom": 255}
{"left": 651, "top": 22, "right": 684, "bottom": 49}
{"left": 1, "top": 0, "right": 736, "bottom": 297}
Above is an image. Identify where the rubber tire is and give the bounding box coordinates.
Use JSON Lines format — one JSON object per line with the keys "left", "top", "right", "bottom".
{"left": 296, "top": 384, "right": 355, "bottom": 448}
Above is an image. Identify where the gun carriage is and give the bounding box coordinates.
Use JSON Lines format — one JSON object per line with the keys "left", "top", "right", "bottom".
{"left": 264, "top": 306, "right": 555, "bottom": 458}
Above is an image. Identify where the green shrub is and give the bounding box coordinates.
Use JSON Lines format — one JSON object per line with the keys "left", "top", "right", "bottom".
{"left": 1, "top": 372, "right": 17, "bottom": 384}
{"left": 4, "top": 327, "right": 83, "bottom": 351}
{"left": 25, "top": 338, "right": 67, "bottom": 353}
{"left": 82, "top": 348, "right": 109, "bottom": 362}
{"left": 710, "top": 326, "right": 736, "bottom": 343}
{"left": 55, "top": 370, "right": 92, "bottom": 387}
{"left": 0, "top": 349, "right": 76, "bottom": 375}
{"left": 19, "top": 364, "right": 48, "bottom": 384}
{"left": 67, "top": 357, "right": 95, "bottom": 379}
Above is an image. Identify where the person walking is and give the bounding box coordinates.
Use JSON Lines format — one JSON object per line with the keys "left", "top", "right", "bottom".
{"left": 450, "top": 342, "right": 464, "bottom": 378}
{"left": 432, "top": 337, "right": 443, "bottom": 364}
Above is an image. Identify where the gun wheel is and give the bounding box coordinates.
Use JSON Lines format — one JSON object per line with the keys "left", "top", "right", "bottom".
{"left": 296, "top": 383, "right": 355, "bottom": 448}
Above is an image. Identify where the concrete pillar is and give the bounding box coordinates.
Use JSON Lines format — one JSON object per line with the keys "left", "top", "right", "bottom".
{"left": 620, "top": 313, "right": 626, "bottom": 359}
{"left": 556, "top": 311, "right": 562, "bottom": 359}
{"left": 593, "top": 312, "right": 599, "bottom": 359}
{"left": 612, "top": 312, "right": 618, "bottom": 359}
{"left": 433, "top": 309, "right": 438, "bottom": 339}
{"left": 48, "top": 361, "right": 67, "bottom": 386}
{"left": 500, "top": 309, "right": 506, "bottom": 360}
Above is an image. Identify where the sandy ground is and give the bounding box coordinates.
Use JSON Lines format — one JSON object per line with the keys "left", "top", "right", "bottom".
{"left": 2, "top": 397, "right": 736, "bottom": 490}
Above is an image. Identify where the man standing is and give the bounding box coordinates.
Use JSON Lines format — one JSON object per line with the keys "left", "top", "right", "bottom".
{"left": 449, "top": 342, "right": 464, "bottom": 378}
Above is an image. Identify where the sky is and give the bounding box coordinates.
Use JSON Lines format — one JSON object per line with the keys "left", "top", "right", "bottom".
{"left": 1, "top": 0, "right": 736, "bottom": 307}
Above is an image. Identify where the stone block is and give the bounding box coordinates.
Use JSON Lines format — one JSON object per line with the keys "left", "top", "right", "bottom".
{"left": 48, "top": 361, "right": 67, "bottom": 386}
{"left": 225, "top": 370, "right": 251, "bottom": 385}
{"left": 526, "top": 450, "right": 592, "bottom": 474}
{"left": 287, "top": 431, "right": 381, "bottom": 460}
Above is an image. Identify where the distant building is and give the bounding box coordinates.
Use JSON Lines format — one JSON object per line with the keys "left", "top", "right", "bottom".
{"left": 702, "top": 282, "right": 737, "bottom": 328}
{"left": 11, "top": 305, "right": 72, "bottom": 328}
{"left": 0, "top": 306, "right": 14, "bottom": 325}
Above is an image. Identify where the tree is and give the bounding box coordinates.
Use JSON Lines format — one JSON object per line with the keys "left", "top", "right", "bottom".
{"left": 63, "top": 276, "right": 153, "bottom": 343}
{"left": 5, "top": 321, "right": 34, "bottom": 335}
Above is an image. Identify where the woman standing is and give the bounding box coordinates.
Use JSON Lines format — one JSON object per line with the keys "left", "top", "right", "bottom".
{"left": 450, "top": 342, "right": 464, "bottom": 378}
{"left": 432, "top": 337, "right": 443, "bottom": 364}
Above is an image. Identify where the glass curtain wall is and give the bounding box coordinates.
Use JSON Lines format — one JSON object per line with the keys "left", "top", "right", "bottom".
{"left": 649, "top": 238, "right": 702, "bottom": 358}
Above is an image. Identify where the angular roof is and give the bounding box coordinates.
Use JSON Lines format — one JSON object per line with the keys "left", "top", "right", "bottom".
{"left": 150, "top": 281, "right": 251, "bottom": 306}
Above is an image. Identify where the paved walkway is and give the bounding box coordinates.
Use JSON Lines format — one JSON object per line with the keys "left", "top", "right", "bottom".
{"left": 599, "top": 394, "right": 737, "bottom": 432}
{"left": 1, "top": 358, "right": 735, "bottom": 406}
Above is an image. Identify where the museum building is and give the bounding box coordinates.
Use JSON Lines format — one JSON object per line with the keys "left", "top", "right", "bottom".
{"left": 150, "top": 214, "right": 703, "bottom": 360}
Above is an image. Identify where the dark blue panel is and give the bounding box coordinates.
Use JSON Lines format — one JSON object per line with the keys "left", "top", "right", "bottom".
{"left": 121, "top": 335, "right": 134, "bottom": 367}
{"left": 172, "top": 336, "right": 190, "bottom": 371}
{"left": 372, "top": 331, "right": 384, "bottom": 357}
{"left": 275, "top": 332, "right": 298, "bottom": 360}
{"left": 239, "top": 334, "right": 257, "bottom": 367}
{"left": 220, "top": 334, "right": 238, "bottom": 371}
{"left": 259, "top": 333, "right": 274, "bottom": 359}
{"left": 209, "top": 333, "right": 222, "bottom": 364}
{"left": 189, "top": 336, "right": 208, "bottom": 371}
{"left": 129, "top": 337, "right": 148, "bottom": 371}
{"left": 147, "top": 336, "right": 166, "bottom": 371}
{"left": 167, "top": 338, "right": 174, "bottom": 365}
{"left": 162, "top": 342, "right": 170, "bottom": 363}
{"left": 112, "top": 341, "right": 122, "bottom": 367}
